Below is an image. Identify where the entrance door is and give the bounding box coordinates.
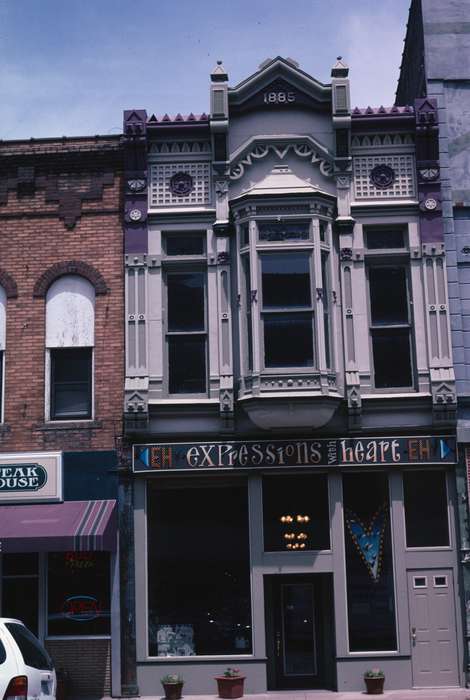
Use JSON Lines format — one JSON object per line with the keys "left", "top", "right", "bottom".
{"left": 407, "top": 569, "right": 459, "bottom": 687}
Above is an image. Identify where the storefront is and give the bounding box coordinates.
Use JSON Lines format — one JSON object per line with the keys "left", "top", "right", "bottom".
{"left": 0, "top": 450, "right": 119, "bottom": 697}
{"left": 132, "top": 434, "right": 463, "bottom": 693}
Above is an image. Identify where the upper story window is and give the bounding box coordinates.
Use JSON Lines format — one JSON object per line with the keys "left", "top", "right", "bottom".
{"left": 163, "top": 233, "right": 207, "bottom": 396}
{"left": 46, "top": 275, "right": 94, "bottom": 420}
{"left": 261, "top": 252, "right": 314, "bottom": 367}
{"left": 237, "top": 215, "right": 334, "bottom": 380}
{"left": 365, "top": 228, "right": 414, "bottom": 390}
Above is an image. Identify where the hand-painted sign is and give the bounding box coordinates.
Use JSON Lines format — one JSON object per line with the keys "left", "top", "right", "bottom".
{"left": 0, "top": 452, "right": 62, "bottom": 503}
{"left": 133, "top": 436, "right": 457, "bottom": 473}
{"left": 0, "top": 464, "right": 47, "bottom": 492}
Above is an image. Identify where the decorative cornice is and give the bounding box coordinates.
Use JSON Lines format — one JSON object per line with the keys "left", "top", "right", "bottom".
{"left": 229, "top": 136, "right": 334, "bottom": 180}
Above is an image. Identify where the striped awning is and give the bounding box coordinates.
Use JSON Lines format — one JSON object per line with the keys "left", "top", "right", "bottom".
{"left": 0, "top": 500, "right": 116, "bottom": 553}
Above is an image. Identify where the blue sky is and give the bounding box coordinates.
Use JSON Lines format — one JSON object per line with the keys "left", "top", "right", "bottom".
{"left": 0, "top": 0, "right": 411, "bottom": 140}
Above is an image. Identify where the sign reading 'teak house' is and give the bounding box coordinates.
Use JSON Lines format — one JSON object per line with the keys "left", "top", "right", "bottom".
{"left": 0, "top": 452, "right": 62, "bottom": 503}
{"left": 133, "top": 436, "right": 457, "bottom": 473}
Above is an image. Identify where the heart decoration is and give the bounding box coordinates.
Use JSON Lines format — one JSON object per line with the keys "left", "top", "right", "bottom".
{"left": 345, "top": 504, "right": 388, "bottom": 582}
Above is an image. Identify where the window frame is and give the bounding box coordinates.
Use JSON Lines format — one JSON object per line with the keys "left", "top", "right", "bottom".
{"left": 49, "top": 347, "right": 93, "bottom": 421}
{"left": 162, "top": 246, "right": 209, "bottom": 397}
{"left": 258, "top": 248, "right": 316, "bottom": 372}
{"left": 402, "top": 468, "right": 452, "bottom": 551}
{"left": 365, "top": 256, "right": 416, "bottom": 392}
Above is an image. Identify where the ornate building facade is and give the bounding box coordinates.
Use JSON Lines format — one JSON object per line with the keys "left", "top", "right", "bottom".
{"left": 122, "top": 57, "right": 462, "bottom": 693}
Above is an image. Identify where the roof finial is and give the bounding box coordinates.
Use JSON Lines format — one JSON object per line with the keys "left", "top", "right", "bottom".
{"left": 331, "top": 56, "right": 349, "bottom": 78}
{"left": 211, "top": 59, "right": 228, "bottom": 81}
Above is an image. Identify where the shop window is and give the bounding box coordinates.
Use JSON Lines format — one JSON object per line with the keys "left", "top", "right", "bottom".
{"left": 368, "top": 265, "right": 413, "bottom": 388}
{"left": 261, "top": 252, "right": 314, "bottom": 368}
{"left": 403, "top": 470, "right": 449, "bottom": 547}
{"left": 147, "top": 483, "right": 252, "bottom": 656}
{"left": 166, "top": 270, "right": 207, "bottom": 394}
{"left": 343, "top": 472, "right": 397, "bottom": 652}
{"left": 2, "top": 553, "right": 38, "bottom": 636}
{"left": 47, "top": 552, "right": 110, "bottom": 636}
{"left": 46, "top": 275, "right": 95, "bottom": 420}
{"left": 263, "top": 474, "right": 330, "bottom": 551}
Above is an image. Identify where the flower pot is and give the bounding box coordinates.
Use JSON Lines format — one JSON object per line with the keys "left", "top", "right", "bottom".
{"left": 215, "top": 676, "right": 245, "bottom": 699}
{"left": 162, "top": 681, "right": 184, "bottom": 700}
{"left": 364, "top": 676, "right": 385, "bottom": 695}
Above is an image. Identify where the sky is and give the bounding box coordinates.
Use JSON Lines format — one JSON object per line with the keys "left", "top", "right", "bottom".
{"left": 0, "top": 0, "right": 411, "bottom": 141}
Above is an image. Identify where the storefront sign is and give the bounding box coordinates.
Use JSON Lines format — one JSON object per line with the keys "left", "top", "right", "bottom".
{"left": 0, "top": 452, "right": 62, "bottom": 503}
{"left": 133, "top": 436, "right": 457, "bottom": 473}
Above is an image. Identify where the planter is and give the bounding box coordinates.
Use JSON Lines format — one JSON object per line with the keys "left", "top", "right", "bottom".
{"left": 364, "top": 677, "right": 385, "bottom": 695}
{"left": 161, "top": 682, "right": 184, "bottom": 700}
{"left": 215, "top": 676, "right": 245, "bottom": 699}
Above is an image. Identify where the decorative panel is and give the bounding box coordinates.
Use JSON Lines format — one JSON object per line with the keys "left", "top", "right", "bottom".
{"left": 353, "top": 154, "right": 416, "bottom": 199}
{"left": 149, "top": 162, "right": 211, "bottom": 207}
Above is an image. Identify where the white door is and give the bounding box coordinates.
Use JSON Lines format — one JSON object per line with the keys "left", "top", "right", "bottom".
{"left": 407, "top": 569, "right": 459, "bottom": 687}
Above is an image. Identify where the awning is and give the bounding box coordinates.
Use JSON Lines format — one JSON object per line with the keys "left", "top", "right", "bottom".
{"left": 0, "top": 499, "right": 117, "bottom": 553}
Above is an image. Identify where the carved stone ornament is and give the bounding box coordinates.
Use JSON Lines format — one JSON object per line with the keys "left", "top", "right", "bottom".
{"left": 127, "top": 178, "right": 146, "bottom": 192}
{"left": 229, "top": 140, "right": 334, "bottom": 180}
{"left": 340, "top": 247, "right": 353, "bottom": 261}
{"left": 169, "top": 172, "right": 194, "bottom": 196}
{"left": 418, "top": 167, "right": 439, "bottom": 183}
{"left": 370, "top": 164, "right": 396, "bottom": 189}
{"left": 215, "top": 180, "right": 228, "bottom": 198}
{"left": 217, "top": 252, "right": 230, "bottom": 265}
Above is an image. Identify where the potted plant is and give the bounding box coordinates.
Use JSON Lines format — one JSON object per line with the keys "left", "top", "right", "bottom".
{"left": 215, "top": 668, "right": 245, "bottom": 699}
{"left": 161, "top": 674, "right": 184, "bottom": 700}
{"left": 364, "top": 668, "right": 385, "bottom": 695}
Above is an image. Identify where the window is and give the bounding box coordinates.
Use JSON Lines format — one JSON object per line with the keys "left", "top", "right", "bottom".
{"left": 403, "top": 470, "right": 449, "bottom": 547}
{"left": 413, "top": 576, "right": 427, "bottom": 588}
{"left": 46, "top": 276, "right": 94, "bottom": 420}
{"left": 147, "top": 482, "right": 252, "bottom": 656}
{"left": 368, "top": 265, "right": 413, "bottom": 388}
{"left": 343, "top": 472, "right": 397, "bottom": 652}
{"left": 258, "top": 220, "right": 310, "bottom": 242}
{"left": 0, "top": 285, "right": 5, "bottom": 422}
{"left": 2, "top": 554, "right": 39, "bottom": 636}
{"left": 166, "top": 271, "right": 207, "bottom": 394}
{"left": 366, "top": 229, "right": 405, "bottom": 249}
{"left": 261, "top": 252, "right": 314, "bottom": 368}
{"left": 434, "top": 575, "right": 447, "bottom": 587}
{"left": 6, "top": 623, "right": 53, "bottom": 670}
{"left": 47, "top": 552, "right": 110, "bottom": 636}
{"left": 263, "top": 474, "right": 330, "bottom": 551}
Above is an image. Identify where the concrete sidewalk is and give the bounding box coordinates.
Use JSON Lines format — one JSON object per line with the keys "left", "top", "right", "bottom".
{"left": 96, "top": 690, "right": 470, "bottom": 700}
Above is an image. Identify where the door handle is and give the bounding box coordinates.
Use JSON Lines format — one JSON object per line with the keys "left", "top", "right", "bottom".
{"left": 411, "top": 626, "right": 417, "bottom": 644}
{"left": 276, "top": 631, "right": 281, "bottom": 657}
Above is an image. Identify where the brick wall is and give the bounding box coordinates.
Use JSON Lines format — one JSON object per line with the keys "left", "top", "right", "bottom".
{"left": 0, "top": 136, "right": 124, "bottom": 452}
{"left": 45, "top": 638, "right": 111, "bottom": 697}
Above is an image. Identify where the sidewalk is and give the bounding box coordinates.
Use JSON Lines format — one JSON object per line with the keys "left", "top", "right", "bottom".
{"left": 97, "top": 690, "right": 470, "bottom": 700}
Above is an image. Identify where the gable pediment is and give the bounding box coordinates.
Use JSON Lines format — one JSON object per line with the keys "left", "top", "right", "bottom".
{"left": 229, "top": 57, "right": 331, "bottom": 114}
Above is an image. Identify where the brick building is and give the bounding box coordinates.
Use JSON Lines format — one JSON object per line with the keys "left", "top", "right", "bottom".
{"left": 0, "top": 136, "right": 123, "bottom": 696}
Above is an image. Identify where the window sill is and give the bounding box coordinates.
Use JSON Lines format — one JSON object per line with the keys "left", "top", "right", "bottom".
{"left": 362, "top": 391, "right": 430, "bottom": 399}
{"left": 36, "top": 419, "right": 102, "bottom": 431}
{"left": 148, "top": 398, "right": 218, "bottom": 405}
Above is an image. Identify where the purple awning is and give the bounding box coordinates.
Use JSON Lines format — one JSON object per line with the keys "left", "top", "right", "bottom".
{"left": 0, "top": 500, "right": 117, "bottom": 553}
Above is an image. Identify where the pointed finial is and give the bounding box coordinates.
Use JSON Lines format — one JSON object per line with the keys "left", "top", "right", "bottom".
{"left": 331, "top": 56, "right": 349, "bottom": 78}
{"left": 211, "top": 60, "right": 228, "bottom": 81}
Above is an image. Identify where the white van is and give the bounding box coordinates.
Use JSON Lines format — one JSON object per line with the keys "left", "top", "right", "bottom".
{"left": 0, "top": 619, "right": 56, "bottom": 700}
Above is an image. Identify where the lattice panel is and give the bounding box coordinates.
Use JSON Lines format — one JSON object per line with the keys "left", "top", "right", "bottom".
{"left": 353, "top": 155, "right": 416, "bottom": 199}
{"left": 149, "top": 162, "right": 211, "bottom": 207}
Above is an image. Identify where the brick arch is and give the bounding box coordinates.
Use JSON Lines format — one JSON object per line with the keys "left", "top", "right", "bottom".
{"left": 33, "top": 261, "right": 108, "bottom": 298}
{"left": 0, "top": 269, "right": 18, "bottom": 298}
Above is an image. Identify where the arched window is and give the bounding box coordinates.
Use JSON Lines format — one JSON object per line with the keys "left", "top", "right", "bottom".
{"left": 0, "top": 285, "right": 6, "bottom": 421}
{"left": 46, "top": 275, "right": 95, "bottom": 420}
